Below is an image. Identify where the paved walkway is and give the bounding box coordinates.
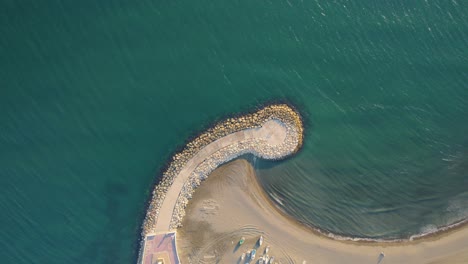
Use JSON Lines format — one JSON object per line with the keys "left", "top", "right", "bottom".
{"left": 154, "top": 120, "right": 287, "bottom": 232}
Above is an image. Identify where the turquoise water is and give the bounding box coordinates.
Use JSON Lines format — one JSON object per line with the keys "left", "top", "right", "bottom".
{"left": 1, "top": 0, "right": 467, "bottom": 262}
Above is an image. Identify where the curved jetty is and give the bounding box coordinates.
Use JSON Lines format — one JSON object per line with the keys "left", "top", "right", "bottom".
{"left": 138, "top": 104, "right": 303, "bottom": 263}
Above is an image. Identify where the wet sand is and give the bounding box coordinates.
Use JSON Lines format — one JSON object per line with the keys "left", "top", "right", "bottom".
{"left": 177, "top": 158, "right": 468, "bottom": 264}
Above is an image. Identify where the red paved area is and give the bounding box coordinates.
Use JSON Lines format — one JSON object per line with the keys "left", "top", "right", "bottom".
{"left": 142, "top": 232, "right": 180, "bottom": 264}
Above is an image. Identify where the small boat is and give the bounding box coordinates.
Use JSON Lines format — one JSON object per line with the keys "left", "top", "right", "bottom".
{"left": 241, "top": 253, "right": 245, "bottom": 260}
{"left": 239, "top": 237, "right": 245, "bottom": 245}
{"left": 259, "top": 235, "right": 264, "bottom": 246}
{"left": 259, "top": 258, "right": 264, "bottom": 264}
{"left": 269, "top": 256, "right": 275, "bottom": 264}
{"left": 251, "top": 249, "right": 256, "bottom": 259}
{"left": 265, "top": 246, "right": 270, "bottom": 254}
{"left": 264, "top": 255, "right": 269, "bottom": 262}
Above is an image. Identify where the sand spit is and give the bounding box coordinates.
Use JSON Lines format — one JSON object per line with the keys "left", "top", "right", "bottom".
{"left": 178, "top": 159, "right": 468, "bottom": 264}
{"left": 138, "top": 104, "right": 304, "bottom": 262}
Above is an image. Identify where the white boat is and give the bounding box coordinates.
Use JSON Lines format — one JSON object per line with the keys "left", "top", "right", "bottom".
{"left": 259, "top": 235, "right": 264, "bottom": 246}
{"left": 259, "top": 258, "right": 264, "bottom": 264}
{"left": 251, "top": 249, "right": 256, "bottom": 259}
{"left": 241, "top": 253, "right": 245, "bottom": 260}
{"left": 264, "top": 255, "right": 269, "bottom": 262}
{"left": 269, "top": 256, "right": 275, "bottom": 264}
{"left": 265, "top": 245, "right": 270, "bottom": 254}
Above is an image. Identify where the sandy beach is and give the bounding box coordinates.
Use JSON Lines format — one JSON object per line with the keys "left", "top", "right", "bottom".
{"left": 177, "top": 158, "right": 468, "bottom": 264}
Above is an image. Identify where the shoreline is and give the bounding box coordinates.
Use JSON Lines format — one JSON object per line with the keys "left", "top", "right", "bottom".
{"left": 178, "top": 158, "right": 468, "bottom": 263}
{"left": 256, "top": 162, "right": 468, "bottom": 246}
{"left": 262, "top": 183, "right": 468, "bottom": 244}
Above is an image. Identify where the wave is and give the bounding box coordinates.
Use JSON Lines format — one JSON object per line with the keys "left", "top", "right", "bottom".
{"left": 307, "top": 217, "right": 468, "bottom": 243}
{"left": 408, "top": 219, "right": 468, "bottom": 241}
{"left": 265, "top": 190, "right": 468, "bottom": 243}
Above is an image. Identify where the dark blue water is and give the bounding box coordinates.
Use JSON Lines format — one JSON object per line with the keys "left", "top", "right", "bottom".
{"left": 1, "top": 0, "right": 467, "bottom": 263}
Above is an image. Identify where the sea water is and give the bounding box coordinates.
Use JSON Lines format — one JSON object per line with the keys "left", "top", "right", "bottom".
{"left": 1, "top": 0, "right": 467, "bottom": 263}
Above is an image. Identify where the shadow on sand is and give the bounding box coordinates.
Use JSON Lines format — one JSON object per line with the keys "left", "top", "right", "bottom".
{"left": 377, "top": 252, "right": 385, "bottom": 264}
{"left": 233, "top": 242, "right": 241, "bottom": 253}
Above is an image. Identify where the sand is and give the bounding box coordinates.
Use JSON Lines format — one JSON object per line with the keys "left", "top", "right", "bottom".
{"left": 176, "top": 158, "right": 468, "bottom": 264}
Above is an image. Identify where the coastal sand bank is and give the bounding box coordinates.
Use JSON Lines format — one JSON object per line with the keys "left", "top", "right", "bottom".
{"left": 177, "top": 158, "right": 468, "bottom": 264}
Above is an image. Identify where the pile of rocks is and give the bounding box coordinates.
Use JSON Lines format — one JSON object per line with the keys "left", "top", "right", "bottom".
{"left": 141, "top": 104, "right": 303, "bottom": 236}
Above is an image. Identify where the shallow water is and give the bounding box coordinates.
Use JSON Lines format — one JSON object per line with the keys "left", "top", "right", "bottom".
{"left": 1, "top": 0, "right": 467, "bottom": 263}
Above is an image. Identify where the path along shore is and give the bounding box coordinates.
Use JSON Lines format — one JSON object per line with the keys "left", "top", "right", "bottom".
{"left": 138, "top": 104, "right": 303, "bottom": 263}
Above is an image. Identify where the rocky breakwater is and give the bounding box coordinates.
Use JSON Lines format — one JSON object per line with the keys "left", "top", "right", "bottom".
{"left": 141, "top": 104, "right": 304, "bottom": 237}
